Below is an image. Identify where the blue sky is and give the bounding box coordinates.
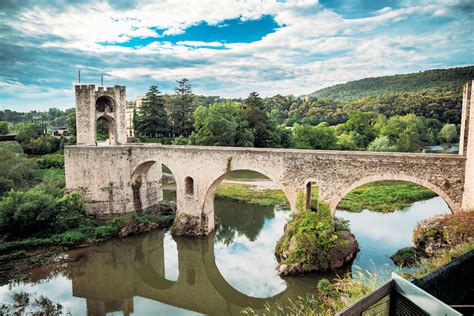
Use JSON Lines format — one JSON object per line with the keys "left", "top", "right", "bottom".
{"left": 0, "top": 0, "right": 473, "bottom": 111}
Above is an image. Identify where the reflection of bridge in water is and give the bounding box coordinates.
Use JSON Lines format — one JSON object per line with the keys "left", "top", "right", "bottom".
{"left": 69, "top": 230, "right": 335, "bottom": 316}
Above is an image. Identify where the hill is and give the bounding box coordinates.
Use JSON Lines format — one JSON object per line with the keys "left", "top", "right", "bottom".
{"left": 310, "top": 66, "right": 474, "bottom": 100}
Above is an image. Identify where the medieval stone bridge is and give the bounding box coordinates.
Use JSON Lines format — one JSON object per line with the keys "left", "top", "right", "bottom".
{"left": 65, "top": 81, "right": 474, "bottom": 236}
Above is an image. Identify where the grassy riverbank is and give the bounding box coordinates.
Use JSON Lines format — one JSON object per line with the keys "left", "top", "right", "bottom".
{"left": 216, "top": 183, "right": 289, "bottom": 206}
{"left": 338, "top": 181, "right": 437, "bottom": 212}
{"left": 216, "top": 180, "right": 437, "bottom": 212}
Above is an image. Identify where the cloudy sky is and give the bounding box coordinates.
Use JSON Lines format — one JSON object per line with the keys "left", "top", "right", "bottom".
{"left": 0, "top": 0, "right": 472, "bottom": 111}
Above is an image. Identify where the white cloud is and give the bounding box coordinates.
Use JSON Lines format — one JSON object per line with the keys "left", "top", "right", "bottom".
{"left": 1, "top": 0, "right": 472, "bottom": 109}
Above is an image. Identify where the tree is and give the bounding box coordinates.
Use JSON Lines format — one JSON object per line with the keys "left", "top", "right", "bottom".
{"left": 367, "top": 136, "right": 397, "bottom": 152}
{"left": 244, "top": 92, "right": 280, "bottom": 148}
{"left": 0, "top": 121, "right": 8, "bottom": 135}
{"left": 169, "top": 79, "right": 194, "bottom": 136}
{"left": 189, "top": 102, "right": 254, "bottom": 147}
{"left": 344, "top": 111, "right": 377, "bottom": 148}
{"left": 336, "top": 132, "right": 359, "bottom": 150}
{"left": 135, "top": 86, "right": 169, "bottom": 138}
{"left": 291, "top": 123, "right": 337, "bottom": 150}
{"left": 65, "top": 109, "right": 76, "bottom": 144}
{"left": 439, "top": 124, "right": 458, "bottom": 144}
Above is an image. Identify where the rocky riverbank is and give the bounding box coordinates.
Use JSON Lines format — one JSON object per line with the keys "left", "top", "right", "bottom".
{"left": 391, "top": 211, "right": 474, "bottom": 266}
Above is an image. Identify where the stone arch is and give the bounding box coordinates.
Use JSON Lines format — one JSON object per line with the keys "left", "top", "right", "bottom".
{"left": 330, "top": 174, "right": 458, "bottom": 215}
{"left": 202, "top": 169, "right": 293, "bottom": 225}
{"left": 96, "top": 114, "right": 116, "bottom": 145}
{"left": 95, "top": 95, "right": 115, "bottom": 113}
{"left": 131, "top": 160, "right": 177, "bottom": 212}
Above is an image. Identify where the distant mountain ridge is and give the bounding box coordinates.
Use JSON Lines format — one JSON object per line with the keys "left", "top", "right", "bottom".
{"left": 310, "top": 66, "right": 474, "bottom": 100}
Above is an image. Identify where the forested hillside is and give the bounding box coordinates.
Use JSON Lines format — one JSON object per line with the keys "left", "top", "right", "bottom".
{"left": 310, "top": 66, "right": 474, "bottom": 100}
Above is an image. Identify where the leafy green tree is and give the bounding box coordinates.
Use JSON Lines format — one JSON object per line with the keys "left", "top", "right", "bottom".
{"left": 439, "top": 124, "right": 458, "bottom": 144}
{"left": 292, "top": 123, "right": 337, "bottom": 150}
{"left": 0, "top": 121, "right": 9, "bottom": 135}
{"left": 169, "top": 79, "right": 194, "bottom": 136}
{"left": 135, "top": 86, "right": 169, "bottom": 138}
{"left": 15, "top": 123, "right": 45, "bottom": 145}
{"left": 344, "top": 111, "right": 377, "bottom": 148}
{"left": 65, "top": 109, "right": 77, "bottom": 144}
{"left": 336, "top": 132, "right": 359, "bottom": 150}
{"left": 367, "top": 136, "right": 397, "bottom": 152}
{"left": 190, "top": 102, "right": 254, "bottom": 147}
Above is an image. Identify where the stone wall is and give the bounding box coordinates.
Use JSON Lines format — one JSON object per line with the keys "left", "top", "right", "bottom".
{"left": 461, "top": 81, "right": 474, "bottom": 211}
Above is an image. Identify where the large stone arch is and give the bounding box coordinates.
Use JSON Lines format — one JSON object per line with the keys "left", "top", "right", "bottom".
{"left": 201, "top": 168, "right": 293, "bottom": 221}
{"left": 131, "top": 159, "right": 178, "bottom": 212}
{"left": 330, "top": 173, "right": 458, "bottom": 215}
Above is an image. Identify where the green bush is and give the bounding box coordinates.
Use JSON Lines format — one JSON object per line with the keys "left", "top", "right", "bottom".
{"left": 23, "top": 135, "right": 60, "bottom": 155}
{"left": 0, "top": 141, "right": 24, "bottom": 155}
{"left": 0, "top": 181, "right": 87, "bottom": 238}
{"left": 54, "top": 230, "right": 88, "bottom": 247}
{"left": 0, "top": 121, "right": 9, "bottom": 135}
{"left": 95, "top": 225, "right": 117, "bottom": 239}
{"left": 36, "top": 154, "right": 64, "bottom": 169}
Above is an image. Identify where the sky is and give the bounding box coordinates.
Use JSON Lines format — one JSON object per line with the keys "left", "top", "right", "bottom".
{"left": 0, "top": 0, "right": 473, "bottom": 111}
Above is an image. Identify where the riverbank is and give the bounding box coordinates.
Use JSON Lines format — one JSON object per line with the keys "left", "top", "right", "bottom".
{"left": 215, "top": 179, "right": 437, "bottom": 212}
{"left": 0, "top": 210, "right": 175, "bottom": 284}
{"left": 391, "top": 211, "right": 474, "bottom": 267}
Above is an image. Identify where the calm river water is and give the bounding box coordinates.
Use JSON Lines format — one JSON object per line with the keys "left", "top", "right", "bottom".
{"left": 0, "top": 196, "right": 450, "bottom": 315}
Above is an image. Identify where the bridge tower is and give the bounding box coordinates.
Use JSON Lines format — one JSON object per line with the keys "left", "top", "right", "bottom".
{"left": 75, "top": 85, "right": 128, "bottom": 145}
{"left": 460, "top": 80, "right": 474, "bottom": 211}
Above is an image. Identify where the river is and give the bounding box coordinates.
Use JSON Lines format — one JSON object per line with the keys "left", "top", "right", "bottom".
{"left": 0, "top": 196, "right": 450, "bottom": 315}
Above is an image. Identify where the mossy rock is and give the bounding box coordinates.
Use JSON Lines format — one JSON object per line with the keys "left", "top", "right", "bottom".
{"left": 391, "top": 247, "right": 417, "bottom": 267}
{"left": 275, "top": 202, "right": 359, "bottom": 275}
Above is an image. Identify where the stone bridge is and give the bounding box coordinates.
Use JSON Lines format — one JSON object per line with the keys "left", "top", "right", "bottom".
{"left": 65, "top": 81, "right": 474, "bottom": 236}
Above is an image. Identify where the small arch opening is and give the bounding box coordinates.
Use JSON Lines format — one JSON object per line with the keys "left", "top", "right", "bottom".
{"left": 95, "top": 95, "right": 115, "bottom": 112}
{"left": 305, "top": 181, "right": 319, "bottom": 211}
{"left": 185, "top": 177, "right": 194, "bottom": 196}
{"left": 96, "top": 115, "right": 116, "bottom": 145}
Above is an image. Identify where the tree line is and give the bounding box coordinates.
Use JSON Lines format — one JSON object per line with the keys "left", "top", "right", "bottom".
{"left": 131, "top": 79, "right": 460, "bottom": 152}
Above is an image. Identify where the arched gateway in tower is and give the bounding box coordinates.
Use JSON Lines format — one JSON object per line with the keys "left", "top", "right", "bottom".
{"left": 65, "top": 83, "right": 474, "bottom": 236}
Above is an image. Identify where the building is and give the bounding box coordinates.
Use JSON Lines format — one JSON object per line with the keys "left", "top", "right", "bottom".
{"left": 125, "top": 96, "right": 144, "bottom": 138}
{"left": 51, "top": 126, "right": 69, "bottom": 137}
